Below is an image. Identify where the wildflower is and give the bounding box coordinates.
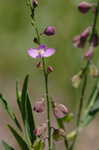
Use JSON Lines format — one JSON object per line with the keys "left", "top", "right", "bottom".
{"left": 47, "top": 66, "right": 54, "bottom": 73}
{"left": 28, "top": 45, "right": 56, "bottom": 58}
{"left": 34, "top": 123, "right": 47, "bottom": 136}
{"left": 84, "top": 46, "right": 94, "bottom": 60}
{"left": 53, "top": 102, "right": 69, "bottom": 119}
{"left": 78, "top": 1, "right": 92, "bottom": 14}
{"left": 73, "top": 27, "right": 91, "bottom": 48}
{"left": 43, "top": 26, "right": 56, "bottom": 36}
{"left": 33, "top": 98, "right": 45, "bottom": 113}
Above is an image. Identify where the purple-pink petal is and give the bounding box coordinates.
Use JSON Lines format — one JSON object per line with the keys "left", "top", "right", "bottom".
{"left": 43, "top": 48, "right": 56, "bottom": 57}
{"left": 28, "top": 48, "right": 39, "bottom": 58}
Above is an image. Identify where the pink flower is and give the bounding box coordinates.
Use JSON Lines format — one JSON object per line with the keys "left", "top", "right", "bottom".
{"left": 53, "top": 103, "right": 69, "bottom": 119}
{"left": 28, "top": 45, "right": 56, "bottom": 58}
{"left": 33, "top": 99, "right": 45, "bottom": 113}
{"left": 78, "top": 1, "right": 92, "bottom": 14}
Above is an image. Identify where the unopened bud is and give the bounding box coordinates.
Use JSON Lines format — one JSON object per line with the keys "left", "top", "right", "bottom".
{"left": 33, "top": 37, "right": 39, "bottom": 44}
{"left": 53, "top": 102, "right": 69, "bottom": 119}
{"left": 36, "top": 62, "right": 43, "bottom": 68}
{"left": 73, "top": 27, "right": 91, "bottom": 48}
{"left": 34, "top": 123, "right": 47, "bottom": 136}
{"left": 84, "top": 46, "right": 94, "bottom": 60}
{"left": 53, "top": 128, "right": 65, "bottom": 141}
{"left": 32, "top": 0, "right": 38, "bottom": 8}
{"left": 78, "top": 1, "right": 92, "bottom": 14}
{"left": 89, "top": 64, "right": 99, "bottom": 77}
{"left": 33, "top": 98, "right": 45, "bottom": 113}
{"left": 43, "top": 26, "right": 56, "bottom": 36}
{"left": 47, "top": 66, "right": 54, "bottom": 73}
{"left": 72, "top": 71, "right": 82, "bottom": 88}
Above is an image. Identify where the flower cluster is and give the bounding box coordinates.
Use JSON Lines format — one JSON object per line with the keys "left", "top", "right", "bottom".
{"left": 72, "top": 1, "right": 99, "bottom": 88}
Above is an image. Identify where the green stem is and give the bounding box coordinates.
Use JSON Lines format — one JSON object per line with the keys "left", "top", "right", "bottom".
{"left": 71, "top": 1, "right": 99, "bottom": 150}
{"left": 42, "top": 58, "right": 51, "bottom": 150}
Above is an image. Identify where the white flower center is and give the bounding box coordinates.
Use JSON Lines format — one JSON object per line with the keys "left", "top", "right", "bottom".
{"left": 38, "top": 49, "right": 45, "bottom": 56}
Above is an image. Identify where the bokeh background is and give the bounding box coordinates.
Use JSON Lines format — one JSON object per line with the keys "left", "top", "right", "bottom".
{"left": 0, "top": 0, "right": 99, "bottom": 149}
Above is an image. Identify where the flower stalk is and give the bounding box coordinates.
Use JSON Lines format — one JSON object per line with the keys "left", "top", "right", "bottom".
{"left": 71, "top": 1, "right": 99, "bottom": 150}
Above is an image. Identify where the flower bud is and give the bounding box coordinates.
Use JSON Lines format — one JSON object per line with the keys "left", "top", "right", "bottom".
{"left": 78, "top": 1, "right": 92, "bottom": 14}
{"left": 84, "top": 46, "right": 94, "bottom": 60}
{"left": 89, "top": 64, "right": 99, "bottom": 77}
{"left": 72, "top": 71, "right": 82, "bottom": 88}
{"left": 47, "top": 66, "right": 54, "bottom": 73}
{"left": 53, "top": 128, "right": 65, "bottom": 141}
{"left": 36, "top": 62, "right": 43, "bottom": 68}
{"left": 43, "top": 26, "right": 56, "bottom": 36}
{"left": 34, "top": 123, "right": 47, "bottom": 136}
{"left": 33, "top": 98, "right": 45, "bottom": 113}
{"left": 73, "top": 27, "right": 91, "bottom": 48}
{"left": 80, "top": 27, "right": 91, "bottom": 39}
{"left": 53, "top": 102, "right": 69, "bottom": 119}
{"left": 32, "top": 0, "right": 38, "bottom": 8}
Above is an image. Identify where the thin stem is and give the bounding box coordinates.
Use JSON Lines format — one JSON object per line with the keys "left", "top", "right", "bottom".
{"left": 42, "top": 58, "right": 51, "bottom": 150}
{"left": 64, "top": 136, "right": 69, "bottom": 150}
{"left": 27, "top": 1, "right": 52, "bottom": 148}
{"left": 71, "top": 1, "right": 99, "bottom": 150}
{"left": 76, "top": 61, "right": 89, "bottom": 126}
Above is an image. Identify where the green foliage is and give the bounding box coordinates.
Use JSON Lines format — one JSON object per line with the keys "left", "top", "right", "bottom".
{"left": 25, "top": 93, "right": 36, "bottom": 144}
{"left": 8, "top": 125, "right": 29, "bottom": 150}
{"left": 81, "top": 81, "right": 99, "bottom": 127}
{"left": 33, "top": 139, "right": 45, "bottom": 150}
{"left": 2, "top": 141, "right": 15, "bottom": 150}
{"left": 0, "top": 94, "right": 22, "bottom": 131}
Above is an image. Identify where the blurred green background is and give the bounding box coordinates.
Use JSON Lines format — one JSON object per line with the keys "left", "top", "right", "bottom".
{"left": 0, "top": 0, "right": 99, "bottom": 149}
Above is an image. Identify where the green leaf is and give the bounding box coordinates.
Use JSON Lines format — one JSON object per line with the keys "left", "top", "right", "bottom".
{"left": 33, "top": 139, "right": 45, "bottom": 150}
{"left": 25, "top": 93, "right": 36, "bottom": 144}
{"left": 21, "top": 75, "right": 29, "bottom": 123}
{"left": 81, "top": 82, "right": 99, "bottom": 127}
{"left": 0, "top": 94, "right": 22, "bottom": 131}
{"left": 8, "top": 125, "right": 29, "bottom": 150}
{"left": 2, "top": 141, "right": 15, "bottom": 150}
{"left": 60, "top": 113, "right": 74, "bottom": 123}
{"left": 16, "top": 81, "right": 22, "bottom": 113}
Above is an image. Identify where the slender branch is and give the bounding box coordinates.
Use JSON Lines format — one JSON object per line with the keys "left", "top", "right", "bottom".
{"left": 70, "top": 1, "right": 99, "bottom": 150}
{"left": 42, "top": 58, "right": 51, "bottom": 150}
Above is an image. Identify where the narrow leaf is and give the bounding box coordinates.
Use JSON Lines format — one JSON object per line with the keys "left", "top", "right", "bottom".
{"left": 81, "top": 82, "right": 99, "bottom": 127}
{"left": 33, "top": 139, "right": 45, "bottom": 150}
{"left": 16, "top": 81, "right": 22, "bottom": 113}
{"left": 21, "top": 75, "right": 29, "bottom": 123}
{"left": 2, "top": 141, "right": 15, "bottom": 150}
{"left": 8, "top": 125, "right": 29, "bottom": 150}
{"left": 0, "top": 94, "right": 22, "bottom": 131}
{"left": 25, "top": 93, "right": 36, "bottom": 143}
